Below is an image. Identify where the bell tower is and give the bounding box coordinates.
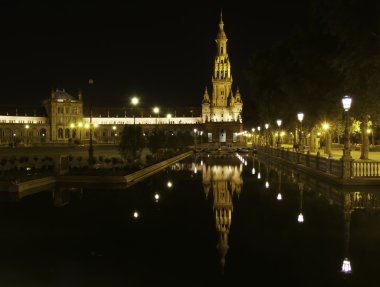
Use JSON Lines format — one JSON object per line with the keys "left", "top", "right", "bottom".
{"left": 211, "top": 11, "right": 233, "bottom": 122}
{"left": 201, "top": 11, "right": 245, "bottom": 144}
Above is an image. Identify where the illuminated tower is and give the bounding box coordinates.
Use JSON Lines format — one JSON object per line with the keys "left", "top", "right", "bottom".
{"left": 202, "top": 12, "right": 243, "bottom": 124}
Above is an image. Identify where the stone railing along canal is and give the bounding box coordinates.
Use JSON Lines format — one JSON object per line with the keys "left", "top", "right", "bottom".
{"left": 256, "top": 146, "right": 380, "bottom": 181}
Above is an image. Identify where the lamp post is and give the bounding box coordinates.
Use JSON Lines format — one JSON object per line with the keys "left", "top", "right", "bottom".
{"left": 153, "top": 107, "right": 159, "bottom": 125}
{"left": 297, "top": 112, "right": 304, "bottom": 152}
{"left": 200, "top": 131, "right": 203, "bottom": 147}
{"left": 25, "top": 124, "right": 30, "bottom": 146}
{"left": 265, "top": 123, "right": 269, "bottom": 146}
{"left": 276, "top": 119, "right": 282, "bottom": 148}
{"left": 166, "top": 113, "right": 172, "bottom": 124}
{"left": 193, "top": 128, "right": 197, "bottom": 150}
{"left": 131, "top": 96, "right": 139, "bottom": 158}
{"left": 341, "top": 95, "right": 352, "bottom": 179}
{"left": 112, "top": 126, "right": 117, "bottom": 144}
{"left": 323, "top": 122, "right": 332, "bottom": 158}
{"left": 367, "top": 128, "right": 374, "bottom": 146}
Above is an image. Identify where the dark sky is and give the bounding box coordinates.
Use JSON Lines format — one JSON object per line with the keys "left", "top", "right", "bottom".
{"left": 1, "top": 0, "right": 305, "bottom": 108}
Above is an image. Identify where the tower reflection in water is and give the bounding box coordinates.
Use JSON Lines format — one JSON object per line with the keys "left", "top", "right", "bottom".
{"left": 200, "top": 158, "right": 243, "bottom": 273}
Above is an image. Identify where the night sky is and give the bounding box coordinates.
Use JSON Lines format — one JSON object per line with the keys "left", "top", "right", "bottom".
{"left": 1, "top": 0, "right": 305, "bottom": 109}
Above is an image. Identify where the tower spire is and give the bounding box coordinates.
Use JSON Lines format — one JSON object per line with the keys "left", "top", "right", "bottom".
{"left": 218, "top": 10, "right": 225, "bottom": 36}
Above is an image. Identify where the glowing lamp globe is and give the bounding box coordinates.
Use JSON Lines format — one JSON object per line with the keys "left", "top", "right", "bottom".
{"left": 342, "top": 95, "right": 352, "bottom": 111}
{"left": 297, "top": 112, "right": 304, "bottom": 122}
{"left": 341, "top": 258, "right": 352, "bottom": 273}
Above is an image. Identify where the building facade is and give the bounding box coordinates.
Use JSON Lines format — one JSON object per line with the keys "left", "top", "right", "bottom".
{"left": 0, "top": 13, "right": 244, "bottom": 146}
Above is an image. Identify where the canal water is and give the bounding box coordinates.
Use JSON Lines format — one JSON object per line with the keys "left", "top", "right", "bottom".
{"left": 0, "top": 153, "right": 378, "bottom": 286}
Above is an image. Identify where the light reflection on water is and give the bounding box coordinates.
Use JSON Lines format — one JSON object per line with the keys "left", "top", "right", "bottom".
{"left": 0, "top": 153, "right": 379, "bottom": 286}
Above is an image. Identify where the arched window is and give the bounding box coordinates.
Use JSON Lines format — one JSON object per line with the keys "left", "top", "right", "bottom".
{"left": 65, "top": 128, "right": 70, "bottom": 138}
{"left": 58, "top": 128, "right": 64, "bottom": 138}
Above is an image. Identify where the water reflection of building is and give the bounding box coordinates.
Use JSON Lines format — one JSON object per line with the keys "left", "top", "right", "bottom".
{"left": 201, "top": 162, "right": 243, "bottom": 272}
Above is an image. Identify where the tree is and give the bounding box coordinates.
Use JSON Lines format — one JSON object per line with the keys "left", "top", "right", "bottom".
{"left": 311, "top": 0, "right": 380, "bottom": 158}
{"left": 119, "top": 125, "right": 145, "bottom": 161}
{"left": 245, "top": 0, "right": 380, "bottom": 160}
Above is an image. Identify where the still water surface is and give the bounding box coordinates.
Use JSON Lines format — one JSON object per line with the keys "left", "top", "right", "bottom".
{"left": 0, "top": 154, "right": 379, "bottom": 286}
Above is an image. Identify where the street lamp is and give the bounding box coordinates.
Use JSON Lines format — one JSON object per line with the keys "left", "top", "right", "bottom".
{"left": 342, "top": 95, "right": 352, "bottom": 159}
{"left": 200, "top": 131, "right": 203, "bottom": 147}
{"left": 297, "top": 112, "right": 304, "bottom": 151}
{"left": 25, "top": 124, "right": 30, "bottom": 146}
{"left": 131, "top": 96, "right": 139, "bottom": 125}
{"left": 265, "top": 123, "right": 269, "bottom": 146}
{"left": 193, "top": 128, "right": 197, "bottom": 150}
{"left": 112, "top": 126, "right": 117, "bottom": 144}
{"left": 153, "top": 107, "right": 159, "bottom": 125}
{"left": 167, "top": 113, "right": 172, "bottom": 124}
{"left": 341, "top": 95, "right": 352, "bottom": 179}
{"left": 367, "top": 128, "right": 374, "bottom": 146}
{"left": 276, "top": 119, "right": 282, "bottom": 148}
{"left": 131, "top": 96, "right": 139, "bottom": 158}
{"left": 323, "top": 122, "right": 332, "bottom": 158}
